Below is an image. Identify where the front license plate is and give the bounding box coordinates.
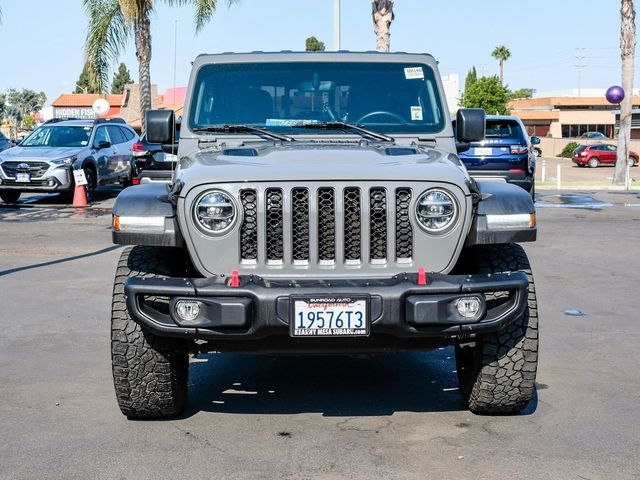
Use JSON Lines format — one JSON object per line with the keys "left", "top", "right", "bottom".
{"left": 292, "top": 296, "right": 369, "bottom": 337}
{"left": 15, "top": 173, "right": 31, "bottom": 182}
{"left": 474, "top": 147, "right": 492, "bottom": 156}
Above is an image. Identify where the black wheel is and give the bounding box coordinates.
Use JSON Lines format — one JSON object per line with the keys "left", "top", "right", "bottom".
{"left": 453, "top": 243, "right": 539, "bottom": 414}
{"left": 627, "top": 157, "right": 638, "bottom": 167}
{"left": 587, "top": 157, "right": 599, "bottom": 168}
{"left": 529, "top": 179, "right": 535, "bottom": 201}
{"left": 111, "top": 246, "right": 191, "bottom": 418}
{"left": 533, "top": 147, "right": 542, "bottom": 157}
{"left": 83, "top": 167, "right": 97, "bottom": 202}
{"left": 0, "top": 191, "right": 21, "bottom": 203}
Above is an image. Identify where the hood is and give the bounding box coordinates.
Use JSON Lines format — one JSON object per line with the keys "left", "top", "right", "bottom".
{"left": 0, "top": 146, "right": 82, "bottom": 163}
{"left": 178, "top": 143, "right": 470, "bottom": 189}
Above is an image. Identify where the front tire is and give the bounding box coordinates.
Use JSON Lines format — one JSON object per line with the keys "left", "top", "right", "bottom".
{"left": 0, "top": 191, "right": 21, "bottom": 203}
{"left": 83, "top": 167, "right": 97, "bottom": 202}
{"left": 454, "top": 243, "right": 539, "bottom": 414}
{"left": 111, "top": 246, "right": 190, "bottom": 418}
{"left": 628, "top": 157, "right": 638, "bottom": 167}
{"left": 588, "top": 157, "right": 599, "bottom": 168}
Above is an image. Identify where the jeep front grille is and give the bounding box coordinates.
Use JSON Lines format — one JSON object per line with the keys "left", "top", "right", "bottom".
{"left": 239, "top": 190, "right": 258, "bottom": 260}
{"left": 1, "top": 161, "right": 50, "bottom": 179}
{"left": 265, "top": 188, "right": 284, "bottom": 262}
{"left": 239, "top": 186, "right": 414, "bottom": 266}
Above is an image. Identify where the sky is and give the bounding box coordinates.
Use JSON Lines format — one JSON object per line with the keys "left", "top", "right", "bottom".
{"left": 0, "top": 0, "right": 633, "bottom": 106}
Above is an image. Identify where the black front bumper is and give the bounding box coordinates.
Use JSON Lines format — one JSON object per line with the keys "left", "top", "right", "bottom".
{"left": 125, "top": 272, "right": 529, "bottom": 353}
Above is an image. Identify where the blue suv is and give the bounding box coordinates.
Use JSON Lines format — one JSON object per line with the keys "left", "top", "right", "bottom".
{"left": 456, "top": 115, "right": 539, "bottom": 197}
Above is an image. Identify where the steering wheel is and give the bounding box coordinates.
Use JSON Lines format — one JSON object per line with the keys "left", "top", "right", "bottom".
{"left": 355, "top": 110, "right": 407, "bottom": 125}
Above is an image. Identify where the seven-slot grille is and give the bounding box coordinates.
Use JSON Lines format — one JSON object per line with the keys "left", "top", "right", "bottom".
{"left": 239, "top": 186, "right": 413, "bottom": 266}
{"left": 1, "top": 161, "right": 50, "bottom": 179}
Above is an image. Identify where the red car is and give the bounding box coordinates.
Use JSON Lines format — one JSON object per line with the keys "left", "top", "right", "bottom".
{"left": 572, "top": 144, "right": 639, "bottom": 167}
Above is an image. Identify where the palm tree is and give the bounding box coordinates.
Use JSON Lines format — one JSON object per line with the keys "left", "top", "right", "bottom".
{"left": 491, "top": 45, "right": 511, "bottom": 84}
{"left": 83, "top": 0, "right": 235, "bottom": 122}
{"left": 372, "top": 0, "right": 394, "bottom": 52}
{"left": 615, "top": 0, "right": 636, "bottom": 185}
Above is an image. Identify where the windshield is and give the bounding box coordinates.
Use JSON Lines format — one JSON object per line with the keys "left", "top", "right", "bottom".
{"left": 22, "top": 125, "right": 92, "bottom": 148}
{"left": 485, "top": 120, "right": 523, "bottom": 140}
{"left": 188, "top": 61, "right": 446, "bottom": 134}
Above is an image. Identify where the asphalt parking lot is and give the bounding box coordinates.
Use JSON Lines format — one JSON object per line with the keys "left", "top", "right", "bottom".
{"left": 1, "top": 186, "right": 639, "bottom": 479}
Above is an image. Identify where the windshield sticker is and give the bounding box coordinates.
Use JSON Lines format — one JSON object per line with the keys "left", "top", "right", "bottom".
{"left": 404, "top": 67, "right": 424, "bottom": 80}
{"left": 410, "top": 106, "right": 423, "bottom": 121}
{"left": 266, "top": 118, "right": 319, "bottom": 127}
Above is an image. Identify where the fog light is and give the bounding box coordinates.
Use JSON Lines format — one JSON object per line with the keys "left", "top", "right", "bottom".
{"left": 175, "top": 300, "right": 200, "bottom": 322}
{"left": 455, "top": 296, "right": 482, "bottom": 319}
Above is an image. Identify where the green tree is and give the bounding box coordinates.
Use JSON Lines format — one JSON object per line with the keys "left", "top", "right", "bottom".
{"left": 75, "top": 62, "right": 101, "bottom": 93}
{"left": 7, "top": 89, "right": 47, "bottom": 118}
{"left": 83, "top": 0, "right": 237, "bottom": 122}
{"left": 22, "top": 114, "right": 36, "bottom": 130}
{"left": 459, "top": 75, "right": 510, "bottom": 115}
{"left": 507, "top": 88, "right": 535, "bottom": 101}
{"left": 305, "top": 36, "right": 325, "bottom": 52}
{"left": 491, "top": 44, "right": 511, "bottom": 84}
{"left": 111, "top": 63, "right": 133, "bottom": 93}
{"left": 0, "top": 94, "right": 6, "bottom": 121}
{"left": 464, "top": 66, "right": 477, "bottom": 92}
{"left": 616, "top": 0, "right": 636, "bottom": 185}
{"left": 372, "top": 0, "right": 394, "bottom": 52}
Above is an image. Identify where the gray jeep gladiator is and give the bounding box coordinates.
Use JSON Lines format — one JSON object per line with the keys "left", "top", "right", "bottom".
{"left": 110, "top": 52, "right": 538, "bottom": 418}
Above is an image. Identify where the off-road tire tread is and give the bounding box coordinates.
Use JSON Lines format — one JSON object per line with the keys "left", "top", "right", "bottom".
{"left": 111, "top": 246, "right": 189, "bottom": 418}
{"left": 456, "top": 243, "right": 538, "bottom": 414}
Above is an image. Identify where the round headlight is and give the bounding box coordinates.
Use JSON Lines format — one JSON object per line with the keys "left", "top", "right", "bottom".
{"left": 194, "top": 190, "right": 236, "bottom": 234}
{"left": 415, "top": 188, "right": 458, "bottom": 234}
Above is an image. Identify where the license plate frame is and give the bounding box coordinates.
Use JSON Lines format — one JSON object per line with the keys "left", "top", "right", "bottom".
{"left": 15, "top": 173, "right": 31, "bottom": 183}
{"left": 474, "top": 147, "right": 492, "bottom": 156}
{"left": 290, "top": 295, "right": 370, "bottom": 337}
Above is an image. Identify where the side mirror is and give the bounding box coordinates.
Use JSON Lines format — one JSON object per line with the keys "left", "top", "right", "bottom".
{"left": 456, "top": 108, "right": 486, "bottom": 143}
{"left": 530, "top": 136, "right": 541, "bottom": 145}
{"left": 146, "top": 109, "right": 174, "bottom": 145}
{"left": 96, "top": 140, "right": 111, "bottom": 150}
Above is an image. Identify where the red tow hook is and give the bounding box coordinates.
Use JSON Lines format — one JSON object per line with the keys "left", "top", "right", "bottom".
{"left": 229, "top": 269, "right": 240, "bottom": 288}
{"left": 417, "top": 267, "right": 427, "bottom": 286}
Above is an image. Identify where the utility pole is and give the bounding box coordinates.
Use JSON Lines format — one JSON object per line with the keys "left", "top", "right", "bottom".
{"left": 333, "top": 0, "right": 341, "bottom": 51}
{"left": 575, "top": 47, "right": 586, "bottom": 97}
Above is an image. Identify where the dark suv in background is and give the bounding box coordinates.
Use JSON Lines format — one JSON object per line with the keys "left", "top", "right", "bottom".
{"left": 0, "top": 118, "right": 138, "bottom": 203}
{"left": 131, "top": 122, "right": 180, "bottom": 185}
{"left": 457, "top": 115, "right": 539, "bottom": 196}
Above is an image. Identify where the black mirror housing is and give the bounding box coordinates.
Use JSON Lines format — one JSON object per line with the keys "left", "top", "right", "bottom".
{"left": 96, "top": 140, "right": 111, "bottom": 150}
{"left": 146, "top": 109, "right": 174, "bottom": 145}
{"left": 456, "top": 108, "right": 486, "bottom": 143}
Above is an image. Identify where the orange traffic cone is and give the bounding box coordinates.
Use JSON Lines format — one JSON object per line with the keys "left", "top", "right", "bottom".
{"left": 73, "top": 183, "right": 88, "bottom": 207}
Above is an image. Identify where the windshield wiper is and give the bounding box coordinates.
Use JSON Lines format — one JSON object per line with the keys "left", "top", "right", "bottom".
{"left": 192, "top": 125, "right": 295, "bottom": 142}
{"left": 292, "top": 122, "right": 395, "bottom": 143}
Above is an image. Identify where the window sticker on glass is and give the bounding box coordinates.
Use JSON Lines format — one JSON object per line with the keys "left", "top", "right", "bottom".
{"left": 410, "top": 106, "right": 423, "bottom": 121}
{"left": 266, "top": 119, "right": 319, "bottom": 127}
{"left": 404, "top": 67, "right": 424, "bottom": 80}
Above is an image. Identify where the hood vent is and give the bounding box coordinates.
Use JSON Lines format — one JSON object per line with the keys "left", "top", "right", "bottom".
{"left": 385, "top": 147, "right": 419, "bottom": 156}
{"left": 222, "top": 148, "right": 258, "bottom": 157}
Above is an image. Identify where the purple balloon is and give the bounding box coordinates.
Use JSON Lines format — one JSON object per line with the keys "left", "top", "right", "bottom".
{"left": 606, "top": 85, "right": 625, "bottom": 104}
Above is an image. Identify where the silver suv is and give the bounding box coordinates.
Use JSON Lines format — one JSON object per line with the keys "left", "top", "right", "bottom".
{"left": 0, "top": 118, "right": 138, "bottom": 203}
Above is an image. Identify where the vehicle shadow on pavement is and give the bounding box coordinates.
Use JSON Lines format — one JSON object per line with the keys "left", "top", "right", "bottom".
{"left": 183, "top": 349, "right": 469, "bottom": 417}
{"left": 0, "top": 245, "right": 122, "bottom": 277}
